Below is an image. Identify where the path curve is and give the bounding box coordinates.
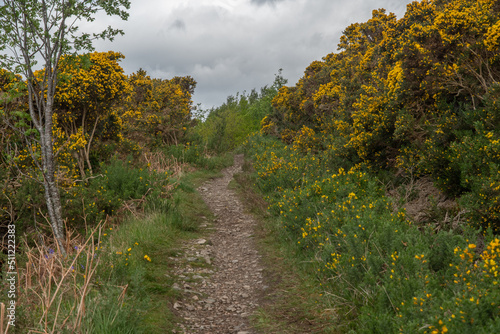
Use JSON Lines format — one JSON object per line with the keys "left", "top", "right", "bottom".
{"left": 174, "top": 154, "right": 265, "bottom": 334}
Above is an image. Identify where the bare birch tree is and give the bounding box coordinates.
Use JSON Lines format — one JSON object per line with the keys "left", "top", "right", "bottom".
{"left": 0, "top": 0, "right": 130, "bottom": 255}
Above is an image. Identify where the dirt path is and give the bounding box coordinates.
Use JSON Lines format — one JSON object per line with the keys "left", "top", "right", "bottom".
{"left": 173, "top": 154, "right": 266, "bottom": 334}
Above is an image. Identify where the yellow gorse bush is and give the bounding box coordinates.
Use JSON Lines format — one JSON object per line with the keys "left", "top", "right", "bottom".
{"left": 244, "top": 130, "right": 500, "bottom": 332}
{"left": 262, "top": 0, "right": 500, "bottom": 229}
{"left": 121, "top": 69, "right": 196, "bottom": 146}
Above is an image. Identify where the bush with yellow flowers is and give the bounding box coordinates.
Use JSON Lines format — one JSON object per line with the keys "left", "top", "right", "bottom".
{"left": 243, "top": 132, "right": 500, "bottom": 333}
{"left": 120, "top": 69, "right": 196, "bottom": 148}
{"left": 262, "top": 0, "right": 500, "bottom": 233}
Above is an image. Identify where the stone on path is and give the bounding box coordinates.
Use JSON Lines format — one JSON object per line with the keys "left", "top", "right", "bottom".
{"left": 172, "top": 155, "right": 265, "bottom": 334}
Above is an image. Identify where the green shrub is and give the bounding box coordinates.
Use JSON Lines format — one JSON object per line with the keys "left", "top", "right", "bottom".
{"left": 448, "top": 127, "right": 500, "bottom": 232}
{"left": 191, "top": 72, "right": 285, "bottom": 154}
{"left": 243, "top": 133, "right": 500, "bottom": 333}
{"left": 163, "top": 143, "right": 233, "bottom": 170}
{"left": 63, "top": 157, "right": 169, "bottom": 228}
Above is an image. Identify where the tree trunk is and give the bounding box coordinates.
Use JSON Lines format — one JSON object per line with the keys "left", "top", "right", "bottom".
{"left": 39, "top": 100, "right": 67, "bottom": 256}
{"left": 74, "top": 150, "right": 87, "bottom": 180}
{"left": 40, "top": 129, "right": 66, "bottom": 255}
{"left": 83, "top": 114, "right": 101, "bottom": 176}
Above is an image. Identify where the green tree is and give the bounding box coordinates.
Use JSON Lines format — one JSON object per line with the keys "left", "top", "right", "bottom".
{"left": 0, "top": 0, "right": 130, "bottom": 254}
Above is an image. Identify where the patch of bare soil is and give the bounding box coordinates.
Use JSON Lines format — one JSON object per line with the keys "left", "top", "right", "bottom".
{"left": 389, "top": 176, "right": 466, "bottom": 230}
{"left": 172, "top": 154, "right": 266, "bottom": 333}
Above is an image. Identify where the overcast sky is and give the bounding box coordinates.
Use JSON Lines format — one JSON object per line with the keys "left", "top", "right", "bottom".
{"left": 90, "top": 0, "right": 411, "bottom": 110}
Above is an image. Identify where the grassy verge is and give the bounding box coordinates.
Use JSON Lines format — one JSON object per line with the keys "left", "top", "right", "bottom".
{"left": 239, "top": 133, "right": 500, "bottom": 333}
{"left": 231, "top": 158, "right": 340, "bottom": 334}
{"left": 85, "top": 156, "right": 233, "bottom": 333}
{"left": 5, "top": 150, "right": 233, "bottom": 333}
{"left": 100, "top": 170, "right": 219, "bottom": 333}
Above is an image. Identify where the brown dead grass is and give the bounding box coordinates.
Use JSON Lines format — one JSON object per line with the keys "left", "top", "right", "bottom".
{"left": 388, "top": 176, "right": 467, "bottom": 232}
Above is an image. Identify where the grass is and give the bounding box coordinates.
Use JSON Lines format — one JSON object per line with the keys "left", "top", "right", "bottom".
{"left": 103, "top": 212, "right": 183, "bottom": 333}
{"left": 231, "top": 158, "right": 341, "bottom": 334}
{"left": 240, "top": 133, "right": 500, "bottom": 333}
{"left": 97, "top": 162, "right": 226, "bottom": 333}
{"left": 5, "top": 152, "right": 232, "bottom": 333}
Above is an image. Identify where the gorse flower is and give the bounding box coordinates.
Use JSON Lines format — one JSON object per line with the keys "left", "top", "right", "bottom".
{"left": 244, "top": 125, "right": 500, "bottom": 332}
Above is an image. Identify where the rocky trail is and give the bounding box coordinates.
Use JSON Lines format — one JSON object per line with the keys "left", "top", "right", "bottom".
{"left": 172, "top": 154, "right": 267, "bottom": 334}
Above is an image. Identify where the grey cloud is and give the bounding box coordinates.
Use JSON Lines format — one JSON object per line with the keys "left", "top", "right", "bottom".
{"left": 90, "top": 0, "right": 411, "bottom": 110}
{"left": 250, "top": 0, "right": 285, "bottom": 5}
{"left": 169, "top": 19, "right": 186, "bottom": 31}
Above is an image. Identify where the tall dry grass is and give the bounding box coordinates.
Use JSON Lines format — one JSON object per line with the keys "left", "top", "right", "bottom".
{"left": 5, "top": 221, "right": 125, "bottom": 333}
